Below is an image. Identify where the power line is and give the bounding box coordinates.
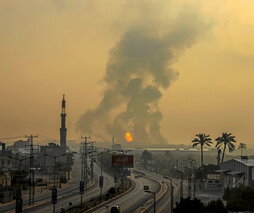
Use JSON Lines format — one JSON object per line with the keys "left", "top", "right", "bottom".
{"left": 0, "top": 136, "right": 25, "bottom": 140}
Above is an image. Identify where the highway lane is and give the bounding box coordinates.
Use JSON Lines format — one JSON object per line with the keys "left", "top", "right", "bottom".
{"left": 92, "top": 174, "right": 161, "bottom": 213}
{"left": 2, "top": 154, "right": 82, "bottom": 213}
{"left": 2, "top": 154, "right": 114, "bottom": 213}
{"left": 152, "top": 179, "right": 181, "bottom": 213}
{"left": 23, "top": 164, "right": 114, "bottom": 213}
{"left": 138, "top": 169, "right": 181, "bottom": 213}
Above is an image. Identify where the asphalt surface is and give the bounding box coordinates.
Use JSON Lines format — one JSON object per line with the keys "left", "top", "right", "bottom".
{"left": 1, "top": 155, "right": 114, "bottom": 213}
{"left": 92, "top": 173, "right": 161, "bottom": 213}
{"left": 136, "top": 168, "right": 179, "bottom": 213}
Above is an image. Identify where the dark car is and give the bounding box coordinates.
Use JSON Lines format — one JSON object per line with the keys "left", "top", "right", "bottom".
{"left": 111, "top": 205, "right": 120, "bottom": 213}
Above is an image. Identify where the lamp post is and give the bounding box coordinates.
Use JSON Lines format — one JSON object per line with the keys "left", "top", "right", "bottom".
{"left": 184, "top": 166, "right": 191, "bottom": 198}
{"left": 118, "top": 149, "right": 132, "bottom": 192}
{"left": 176, "top": 170, "right": 184, "bottom": 199}
{"left": 44, "top": 153, "right": 66, "bottom": 213}
{"left": 144, "top": 190, "right": 156, "bottom": 213}
{"left": 8, "top": 156, "right": 30, "bottom": 213}
{"left": 97, "top": 150, "right": 111, "bottom": 202}
{"left": 189, "top": 160, "right": 197, "bottom": 198}
{"left": 80, "top": 148, "right": 95, "bottom": 205}
{"left": 164, "top": 176, "right": 174, "bottom": 213}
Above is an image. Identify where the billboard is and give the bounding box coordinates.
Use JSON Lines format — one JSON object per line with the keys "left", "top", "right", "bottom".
{"left": 112, "top": 155, "right": 134, "bottom": 168}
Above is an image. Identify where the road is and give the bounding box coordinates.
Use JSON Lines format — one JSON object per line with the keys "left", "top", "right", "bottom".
{"left": 91, "top": 173, "right": 161, "bottom": 213}
{"left": 136, "top": 168, "right": 181, "bottom": 213}
{"left": 1, "top": 155, "right": 114, "bottom": 213}
{"left": 23, "top": 164, "right": 114, "bottom": 213}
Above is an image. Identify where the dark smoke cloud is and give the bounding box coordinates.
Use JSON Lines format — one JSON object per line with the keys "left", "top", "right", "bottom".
{"left": 77, "top": 8, "right": 206, "bottom": 144}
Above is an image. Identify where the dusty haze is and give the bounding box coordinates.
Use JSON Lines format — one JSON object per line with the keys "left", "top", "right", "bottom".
{"left": 0, "top": 0, "right": 254, "bottom": 148}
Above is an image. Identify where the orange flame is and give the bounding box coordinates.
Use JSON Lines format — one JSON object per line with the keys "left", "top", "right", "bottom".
{"left": 125, "top": 132, "right": 133, "bottom": 142}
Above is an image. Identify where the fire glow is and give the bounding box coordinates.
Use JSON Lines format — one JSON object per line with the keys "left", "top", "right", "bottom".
{"left": 125, "top": 132, "right": 133, "bottom": 142}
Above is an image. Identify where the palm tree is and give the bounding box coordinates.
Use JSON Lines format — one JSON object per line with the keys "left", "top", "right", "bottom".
{"left": 238, "top": 143, "right": 247, "bottom": 157}
{"left": 215, "top": 132, "right": 236, "bottom": 163}
{"left": 192, "top": 134, "right": 212, "bottom": 167}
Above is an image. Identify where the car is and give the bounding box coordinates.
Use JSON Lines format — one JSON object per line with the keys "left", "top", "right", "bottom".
{"left": 110, "top": 205, "right": 120, "bottom": 213}
{"left": 134, "top": 175, "right": 139, "bottom": 179}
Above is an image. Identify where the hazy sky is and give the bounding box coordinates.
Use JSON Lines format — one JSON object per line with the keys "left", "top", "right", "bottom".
{"left": 0, "top": 0, "right": 254, "bottom": 147}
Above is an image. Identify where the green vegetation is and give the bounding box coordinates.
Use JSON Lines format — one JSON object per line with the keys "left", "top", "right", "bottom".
{"left": 65, "top": 180, "right": 133, "bottom": 213}
{"left": 223, "top": 184, "right": 254, "bottom": 212}
{"left": 141, "top": 150, "right": 153, "bottom": 169}
{"left": 196, "top": 164, "right": 219, "bottom": 179}
{"left": 238, "top": 143, "right": 247, "bottom": 157}
{"left": 192, "top": 134, "right": 213, "bottom": 167}
{"left": 173, "top": 198, "right": 228, "bottom": 213}
{"left": 215, "top": 132, "right": 236, "bottom": 163}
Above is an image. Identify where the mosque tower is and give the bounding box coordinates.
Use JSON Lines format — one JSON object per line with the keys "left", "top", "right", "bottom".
{"left": 60, "top": 95, "right": 67, "bottom": 150}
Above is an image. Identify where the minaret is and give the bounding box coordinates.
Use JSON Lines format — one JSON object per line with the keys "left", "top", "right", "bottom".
{"left": 60, "top": 95, "right": 67, "bottom": 150}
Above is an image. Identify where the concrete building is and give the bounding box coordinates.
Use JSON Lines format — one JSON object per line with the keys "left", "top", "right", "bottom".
{"left": 7, "top": 140, "right": 30, "bottom": 155}
{"left": 219, "top": 157, "right": 254, "bottom": 188}
{"left": 0, "top": 142, "right": 13, "bottom": 203}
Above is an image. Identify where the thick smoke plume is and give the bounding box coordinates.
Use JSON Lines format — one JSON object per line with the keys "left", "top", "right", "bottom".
{"left": 77, "top": 6, "right": 205, "bottom": 144}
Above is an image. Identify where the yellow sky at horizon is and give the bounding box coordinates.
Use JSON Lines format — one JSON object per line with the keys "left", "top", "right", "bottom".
{"left": 0, "top": 0, "right": 254, "bottom": 148}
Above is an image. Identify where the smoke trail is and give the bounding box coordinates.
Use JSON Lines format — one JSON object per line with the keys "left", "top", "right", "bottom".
{"left": 77, "top": 6, "right": 205, "bottom": 144}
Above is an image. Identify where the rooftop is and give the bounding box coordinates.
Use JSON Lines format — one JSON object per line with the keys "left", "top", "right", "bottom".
{"left": 235, "top": 158, "right": 254, "bottom": 167}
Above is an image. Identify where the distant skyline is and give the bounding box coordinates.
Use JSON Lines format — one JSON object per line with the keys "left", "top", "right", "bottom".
{"left": 0, "top": 0, "right": 254, "bottom": 147}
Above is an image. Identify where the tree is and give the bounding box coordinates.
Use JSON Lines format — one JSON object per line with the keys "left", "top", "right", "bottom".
{"left": 215, "top": 133, "right": 236, "bottom": 163}
{"left": 206, "top": 199, "right": 228, "bottom": 213}
{"left": 173, "top": 198, "right": 228, "bottom": 213}
{"left": 173, "top": 197, "right": 205, "bottom": 213}
{"left": 192, "top": 134, "right": 212, "bottom": 167}
{"left": 196, "top": 164, "right": 219, "bottom": 179}
{"left": 238, "top": 143, "right": 247, "bottom": 157}
{"left": 141, "top": 150, "right": 152, "bottom": 169}
{"left": 223, "top": 184, "right": 254, "bottom": 212}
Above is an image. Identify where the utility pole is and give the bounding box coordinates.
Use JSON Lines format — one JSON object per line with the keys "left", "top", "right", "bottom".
{"left": 79, "top": 141, "right": 85, "bottom": 205}
{"left": 177, "top": 170, "right": 184, "bottom": 199}
{"left": 97, "top": 150, "right": 110, "bottom": 201}
{"left": 164, "top": 176, "right": 174, "bottom": 213}
{"left": 81, "top": 136, "right": 90, "bottom": 189}
{"left": 89, "top": 141, "right": 96, "bottom": 180}
{"left": 8, "top": 156, "right": 30, "bottom": 213}
{"left": 187, "top": 167, "right": 191, "bottom": 197}
{"left": 100, "top": 152, "right": 103, "bottom": 201}
{"left": 45, "top": 153, "right": 66, "bottom": 213}
{"left": 144, "top": 191, "right": 156, "bottom": 213}
{"left": 25, "top": 134, "right": 38, "bottom": 206}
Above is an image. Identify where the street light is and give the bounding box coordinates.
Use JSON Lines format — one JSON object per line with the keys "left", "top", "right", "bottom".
{"left": 8, "top": 156, "right": 30, "bottom": 213}
{"left": 44, "top": 153, "right": 66, "bottom": 213}
{"left": 188, "top": 160, "right": 197, "bottom": 198}
{"left": 176, "top": 170, "right": 184, "bottom": 199}
{"left": 118, "top": 149, "right": 132, "bottom": 192}
{"left": 144, "top": 190, "right": 156, "bottom": 213}
{"left": 97, "top": 150, "right": 111, "bottom": 201}
{"left": 164, "top": 176, "right": 174, "bottom": 213}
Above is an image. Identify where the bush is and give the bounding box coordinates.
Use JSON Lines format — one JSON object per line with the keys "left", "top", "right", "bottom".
{"left": 226, "top": 200, "right": 248, "bottom": 212}
{"left": 173, "top": 198, "right": 228, "bottom": 213}
{"left": 108, "top": 187, "right": 116, "bottom": 195}
{"left": 206, "top": 199, "right": 228, "bottom": 213}
{"left": 223, "top": 184, "right": 254, "bottom": 212}
{"left": 173, "top": 198, "right": 206, "bottom": 213}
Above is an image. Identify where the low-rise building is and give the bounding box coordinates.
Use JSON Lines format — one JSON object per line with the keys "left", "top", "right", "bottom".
{"left": 219, "top": 157, "right": 254, "bottom": 188}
